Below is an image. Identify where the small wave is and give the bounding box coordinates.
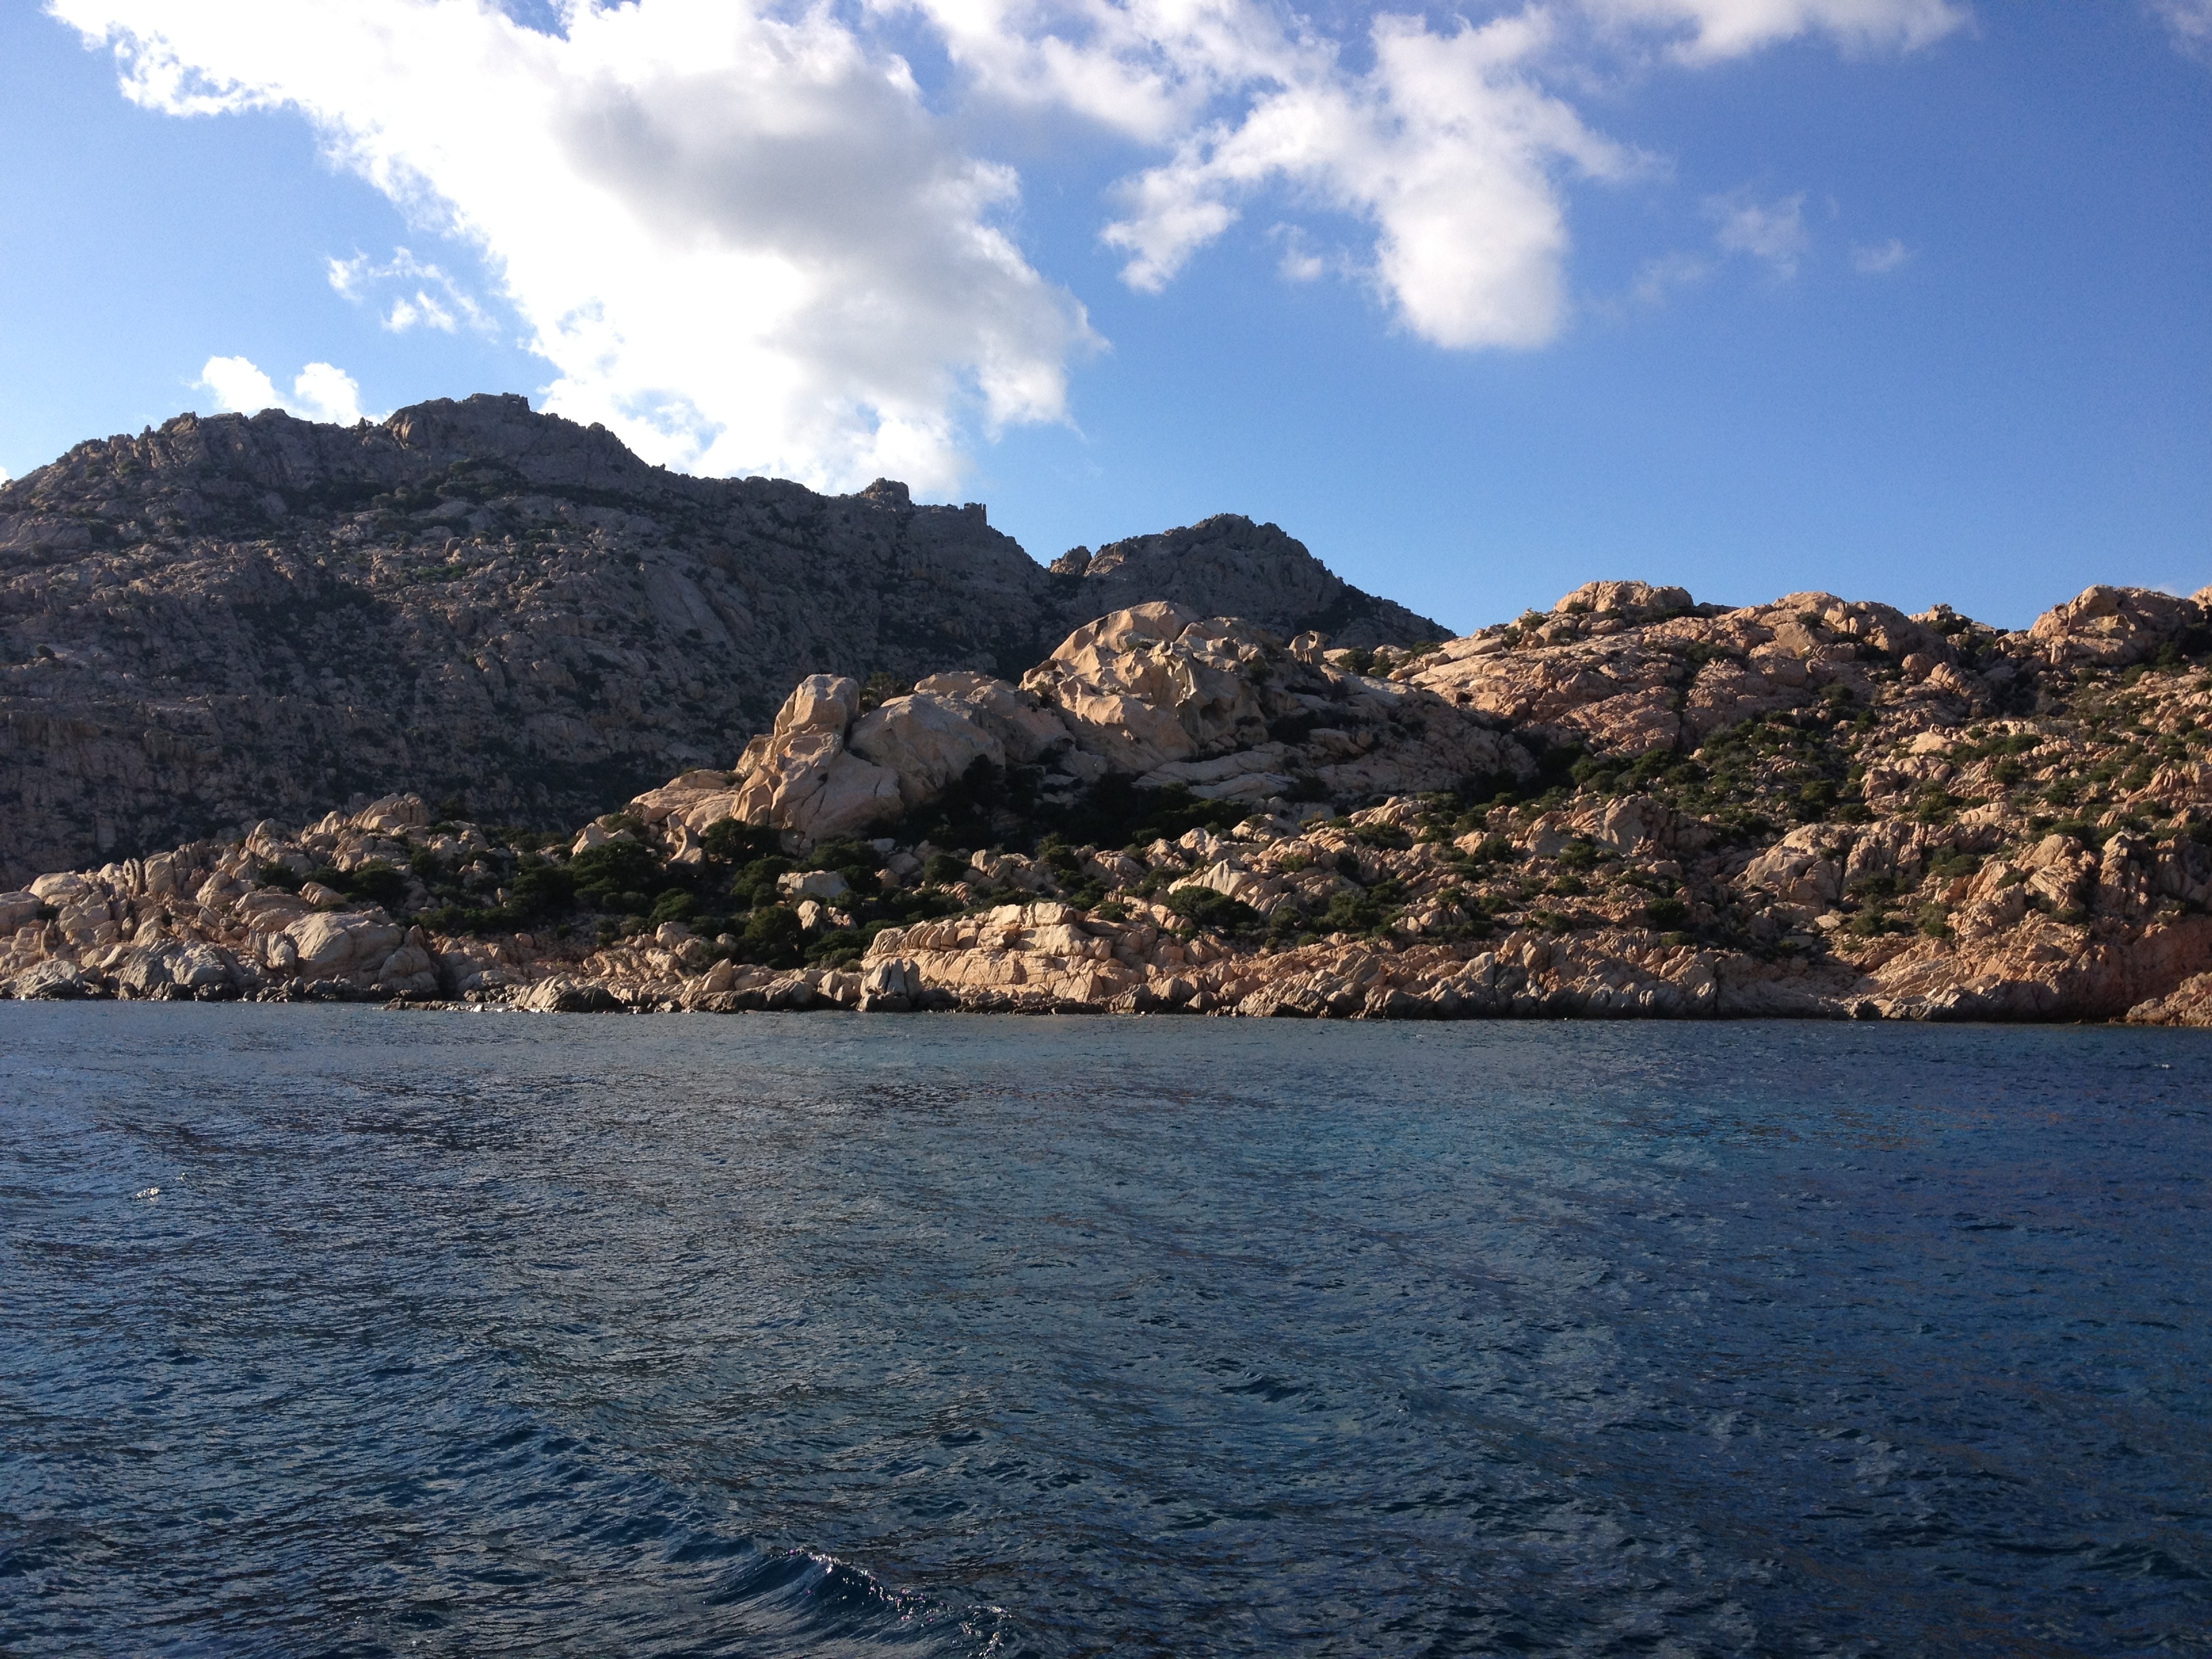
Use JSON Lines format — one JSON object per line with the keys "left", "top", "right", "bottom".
{"left": 697, "top": 1543, "right": 1023, "bottom": 1656}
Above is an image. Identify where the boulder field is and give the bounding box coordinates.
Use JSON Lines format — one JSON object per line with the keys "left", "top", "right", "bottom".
{"left": 9, "top": 577, "right": 2212, "bottom": 1027}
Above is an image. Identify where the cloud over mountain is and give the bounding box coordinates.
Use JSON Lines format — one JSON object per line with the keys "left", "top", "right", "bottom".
{"left": 54, "top": 0, "right": 1964, "bottom": 486}
{"left": 57, "top": 0, "right": 1097, "bottom": 493}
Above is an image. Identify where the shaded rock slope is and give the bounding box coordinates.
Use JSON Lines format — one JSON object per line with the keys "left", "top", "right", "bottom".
{"left": 0, "top": 394, "right": 1439, "bottom": 883}
{"left": 13, "top": 576, "right": 2212, "bottom": 1027}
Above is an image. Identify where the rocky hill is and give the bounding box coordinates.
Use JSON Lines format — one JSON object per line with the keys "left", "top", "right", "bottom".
{"left": 10, "top": 575, "right": 2212, "bottom": 1027}
{"left": 0, "top": 394, "right": 1439, "bottom": 884}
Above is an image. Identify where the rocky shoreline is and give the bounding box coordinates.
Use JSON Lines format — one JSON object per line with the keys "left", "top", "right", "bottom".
{"left": 9, "top": 575, "right": 2212, "bottom": 1027}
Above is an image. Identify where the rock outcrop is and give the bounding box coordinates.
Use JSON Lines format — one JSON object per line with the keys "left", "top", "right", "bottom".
{"left": 633, "top": 603, "right": 1528, "bottom": 843}
{"left": 0, "top": 396, "right": 1441, "bottom": 883}
{"left": 2026, "top": 583, "right": 2212, "bottom": 668}
{"left": 12, "top": 577, "right": 2212, "bottom": 1027}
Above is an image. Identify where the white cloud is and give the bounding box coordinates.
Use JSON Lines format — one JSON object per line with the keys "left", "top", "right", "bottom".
{"left": 198, "top": 354, "right": 371, "bottom": 424}
{"left": 909, "top": 0, "right": 1948, "bottom": 350}
{"left": 197, "top": 354, "right": 283, "bottom": 415}
{"left": 329, "top": 247, "right": 493, "bottom": 333}
{"left": 293, "top": 361, "right": 371, "bottom": 424}
{"left": 1101, "top": 11, "right": 1638, "bottom": 350}
{"left": 2152, "top": 0, "right": 2212, "bottom": 59}
{"left": 900, "top": 0, "right": 1303, "bottom": 146}
{"left": 60, "top": 0, "right": 1097, "bottom": 494}
{"left": 1271, "top": 224, "right": 1330, "bottom": 283}
{"left": 58, "top": 0, "right": 1971, "bottom": 482}
{"left": 1707, "top": 188, "right": 1809, "bottom": 276}
{"left": 1578, "top": 0, "right": 1969, "bottom": 63}
{"left": 1850, "top": 236, "right": 1910, "bottom": 272}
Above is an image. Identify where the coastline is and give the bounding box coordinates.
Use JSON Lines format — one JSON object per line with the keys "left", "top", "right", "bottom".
{"left": 12, "top": 582, "right": 2212, "bottom": 1028}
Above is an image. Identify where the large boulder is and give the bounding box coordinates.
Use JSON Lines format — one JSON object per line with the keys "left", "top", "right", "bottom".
{"left": 283, "top": 911, "right": 405, "bottom": 976}
{"left": 848, "top": 691, "right": 1006, "bottom": 808}
{"left": 376, "top": 937, "right": 441, "bottom": 996}
{"left": 7, "top": 960, "right": 91, "bottom": 1000}
{"left": 114, "top": 941, "right": 238, "bottom": 999}
{"left": 728, "top": 675, "right": 903, "bottom": 843}
{"left": 634, "top": 672, "right": 1063, "bottom": 844}
{"left": 2028, "top": 586, "right": 2206, "bottom": 668}
{"left": 769, "top": 673, "right": 862, "bottom": 739}
{"left": 1554, "top": 581, "right": 1692, "bottom": 618}
{"left": 519, "top": 975, "right": 621, "bottom": 1012}
{"left": 350, "top": 794, "right": 430, "bottom": 837}
{"left": 1021, "top": 604, "right": 1275, "bottom": 773}
{"left": 909, "top": 672, "right": 1074, "bottom": 763}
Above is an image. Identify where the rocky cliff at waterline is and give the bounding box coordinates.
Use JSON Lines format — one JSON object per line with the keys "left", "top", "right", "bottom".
{"left": 12, "top": 572, "right": 2212, "bottom": 1027}
{"left": 0, "top": 394, "right": 1440, "bottom": 884}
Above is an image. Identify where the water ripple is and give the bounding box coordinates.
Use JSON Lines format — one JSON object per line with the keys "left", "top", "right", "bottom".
{"left": 2, "top": 1008, "right": 2208, "bottom": 1656}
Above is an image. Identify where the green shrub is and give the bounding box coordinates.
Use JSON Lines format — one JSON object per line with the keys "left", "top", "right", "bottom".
{"left": 1319, "top": 889, "right": 1383, "bottom": 934}
{"left": 702, "top": 818, "right": 779, "bottom": 864}
{"left": 1924, "top": 850, "right": 1983, "bottom": 882}
{"left": 1165, "top": 887, "right": 1263, "bottom": 935}
{"left": 509, "top": 859, "right": 575, "bottom": 917}
{"left": 923, "top": 851, "right": 970, "bottom": 885}
{"left": 321, "top": 861, "right": 408, "bottom": 909}
{"left": 570, "top": 838, "right": 663, "bottom": 902}
{"left": 649, "top": 890, "right": 697, "bottom": 924}
{"left": 859, "top": 671, "right": 914, "bottom": 712}
{"left": 1914, "top": 788, "right": 1962, "bottom": 825}
{"left": 741, "top": 904, "right": 804, "bottom": 966}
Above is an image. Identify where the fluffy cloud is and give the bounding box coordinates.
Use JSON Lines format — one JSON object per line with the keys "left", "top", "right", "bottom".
{"left": 1101, "top": 12, "right": 1634, "bottom": 350}
{"left": 58, "top": 0, "right": 1967, "bottom": 483}
{"left": 907, "top": 0, "right": 1635, "bottom": 349}
{"left": 907, "top": 0, "right": 1955, "bottom": 348}
{"left": 58, "top": 0, "right": 1095, "bottom": 493}
{"left": 199, "top": 354, "right": 372, "bottom": 424}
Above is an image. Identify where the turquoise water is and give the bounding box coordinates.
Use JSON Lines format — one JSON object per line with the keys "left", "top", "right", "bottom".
{"left": 2, "top": 1008, "right": 2207, "bottom": 1656}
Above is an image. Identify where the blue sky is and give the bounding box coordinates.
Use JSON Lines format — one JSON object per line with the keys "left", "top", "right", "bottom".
{"left": 2, "top": 1, "right": 2207, "bottom": 634}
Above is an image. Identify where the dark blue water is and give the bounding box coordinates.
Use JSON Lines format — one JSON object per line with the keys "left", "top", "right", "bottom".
{"left": 2, "top": 1010, "right": 2208, "bottom": 1657}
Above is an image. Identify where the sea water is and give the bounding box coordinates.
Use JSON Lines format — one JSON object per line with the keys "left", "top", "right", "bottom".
{"left": 1, "top": 1007, "right": 2207, "bottom": 1656}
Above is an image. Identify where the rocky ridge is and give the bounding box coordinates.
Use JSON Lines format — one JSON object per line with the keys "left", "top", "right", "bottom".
{"left": 11, "top": 575, "right": 2212, "bottom": 1027}
{"left": 0, "top": 394, "right": 1439, "bottom": 884}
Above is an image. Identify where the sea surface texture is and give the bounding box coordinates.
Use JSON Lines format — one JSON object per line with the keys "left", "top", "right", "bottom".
{"left": 3, "top": 1010, "right": 2207, "bottom": 1657}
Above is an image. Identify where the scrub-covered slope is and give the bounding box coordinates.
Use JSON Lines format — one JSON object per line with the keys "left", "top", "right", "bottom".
{"left": 13, "top": 577, "right": 2212, "bottom": 1026}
